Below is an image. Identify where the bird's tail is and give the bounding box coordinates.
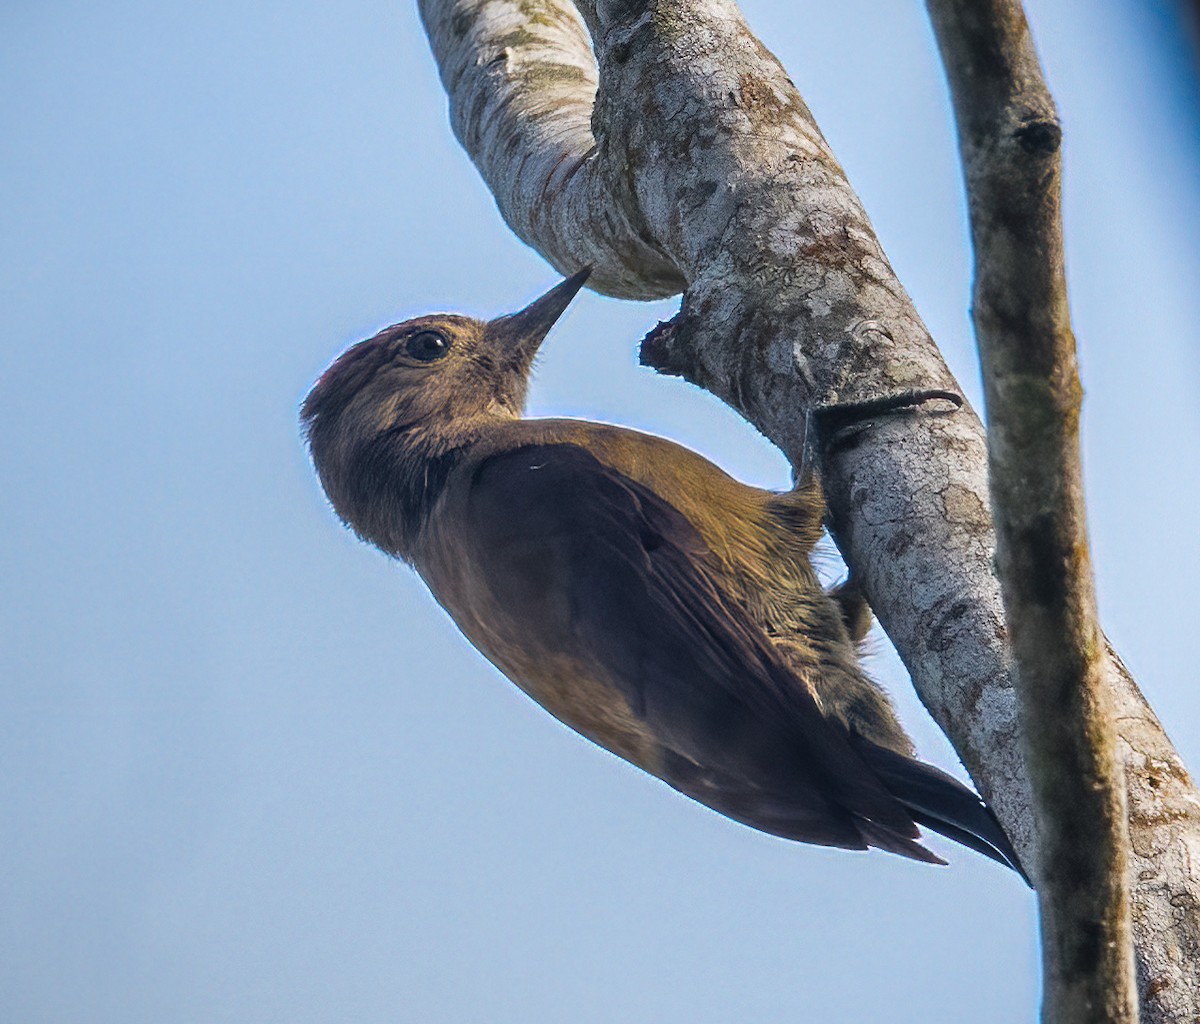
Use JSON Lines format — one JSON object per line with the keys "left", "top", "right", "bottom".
{"left": 851, "top": 736, "right": 1031, "bottom": 885}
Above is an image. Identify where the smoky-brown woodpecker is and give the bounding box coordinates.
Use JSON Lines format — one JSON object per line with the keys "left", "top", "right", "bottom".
{"left": 301, "top": 269, "right": 1024, "bottom": 877}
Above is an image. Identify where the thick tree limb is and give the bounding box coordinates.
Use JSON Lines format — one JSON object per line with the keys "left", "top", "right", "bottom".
{"left": 417, "top": 0, "right": 1032, "bottom": 845}
{"left": 419, "top": 0, "right": 683, "bottom": 298}
{"left": 417, "top": 1, "right": 1200, "bottom": 1019}
{"left": 925, "top": 2, "right": 1136, "bottom": 1020}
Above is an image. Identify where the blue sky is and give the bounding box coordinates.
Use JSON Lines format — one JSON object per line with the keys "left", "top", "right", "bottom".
{"left": 2, "top": 2, "right": 1197, "bottom": 1021}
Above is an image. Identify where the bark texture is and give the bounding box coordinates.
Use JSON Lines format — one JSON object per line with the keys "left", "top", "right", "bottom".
{"left": 926, "top": 2, "right": 1136, "bottom": 1020}
{"left": 417, "top": 1, "right": 1200, "bottom": 1019}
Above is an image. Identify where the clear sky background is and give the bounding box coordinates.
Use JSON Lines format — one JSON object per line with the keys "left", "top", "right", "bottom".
{"left": 3, "top": 2, "right": 1198, "bottom": 1022}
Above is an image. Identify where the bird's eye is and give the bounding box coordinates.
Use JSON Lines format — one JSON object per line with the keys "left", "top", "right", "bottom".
{"left": 405, "top": 330, "right": 451, "bottom": 362}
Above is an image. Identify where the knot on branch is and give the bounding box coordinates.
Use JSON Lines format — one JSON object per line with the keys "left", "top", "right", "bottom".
{"left": 1013, "top": 118, "right": 1062, "bottom": 156}
{"left": 639, "top": 307, "right": 712, "bottom": 391}
{"left": 640, "top": 313, "right": 689, "bottom": 376}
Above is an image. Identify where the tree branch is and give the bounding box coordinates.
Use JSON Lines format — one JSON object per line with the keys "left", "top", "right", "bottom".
{"left": 417, "top": 1, "right": 1200, "bottom": 1018}
{"left": 421, "top": 0, "right": 1034, "bottom": 839}
{"left": 418, "top": 0, "right": 683, "bottom": 298}
{"left": 924, "top": 2, "right": 1136, "bottom": 1020}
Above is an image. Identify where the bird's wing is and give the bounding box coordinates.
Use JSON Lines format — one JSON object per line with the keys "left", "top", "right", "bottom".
{"left": 454, "top": 442, "right": 937, "bottom": 859}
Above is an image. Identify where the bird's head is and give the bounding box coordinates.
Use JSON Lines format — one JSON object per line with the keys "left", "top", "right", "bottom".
{"left": 301, "top": 269, "right": 590, "bottom": 548}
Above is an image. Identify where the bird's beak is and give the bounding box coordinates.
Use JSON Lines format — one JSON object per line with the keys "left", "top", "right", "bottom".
{"left": 488, "top": 267, "right": 592, "bottom": 367}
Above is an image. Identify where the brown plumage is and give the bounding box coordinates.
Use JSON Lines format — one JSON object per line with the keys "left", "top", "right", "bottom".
{"left": 302, "top": 270, "right": 1024, "bottom": 876}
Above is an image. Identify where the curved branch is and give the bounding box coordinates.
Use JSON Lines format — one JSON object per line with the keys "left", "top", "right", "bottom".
{"left": 418, "top": 0, "right": 683, "bottom": 297}
{"left": 422, "top": 0, "right": 1033, "bottom": 862}
{"left": 417, "top": 2, "right": 1200, "bottom": 1019}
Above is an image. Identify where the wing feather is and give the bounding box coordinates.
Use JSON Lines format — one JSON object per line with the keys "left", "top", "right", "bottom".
{"left": 459, "top": 443, "right": 936, "bottom": 858}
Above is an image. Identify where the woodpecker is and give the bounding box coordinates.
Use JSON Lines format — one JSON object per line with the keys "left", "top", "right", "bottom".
{"left": 302, "top": 270, "right": 1024, "bottom": 878}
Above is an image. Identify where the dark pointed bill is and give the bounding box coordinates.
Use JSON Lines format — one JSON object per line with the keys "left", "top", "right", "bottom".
{"left": 488, "top": 267, "right": 592, "bottom": 364}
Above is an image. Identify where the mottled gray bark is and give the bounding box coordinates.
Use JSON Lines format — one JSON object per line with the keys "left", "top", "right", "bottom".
{"left": 416, "top": 1, "right": 1200, "bottom": 1019}
{"left": 926, "top": 2, "right": 1136, "bottom": 1021}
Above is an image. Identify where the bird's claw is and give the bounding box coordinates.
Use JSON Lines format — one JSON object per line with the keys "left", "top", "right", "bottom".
{"left": 811, "top": 389, "right": 963, "bottom": 458}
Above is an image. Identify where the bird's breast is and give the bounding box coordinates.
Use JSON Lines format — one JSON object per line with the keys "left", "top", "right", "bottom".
{"left": 415, "top": 535, "right": 664, "bottom": 777}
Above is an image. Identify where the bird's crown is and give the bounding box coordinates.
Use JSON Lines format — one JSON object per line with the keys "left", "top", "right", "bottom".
{"left": 301, "top": 269, "right": 590, "bottom": 444}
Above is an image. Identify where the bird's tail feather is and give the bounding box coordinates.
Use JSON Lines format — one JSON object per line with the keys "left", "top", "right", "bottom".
{"left": 853, "top": 818, "right": 947, "bottom": 866}
{"left": 852, "top": 736, "right": 1031, "bottom": 885}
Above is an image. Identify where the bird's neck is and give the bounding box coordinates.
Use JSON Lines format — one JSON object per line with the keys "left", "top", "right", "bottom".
{"left": 339, "top": 422, "right": 479, "bottom": 561}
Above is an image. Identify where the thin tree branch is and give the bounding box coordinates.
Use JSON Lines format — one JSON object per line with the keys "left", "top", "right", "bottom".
{"left": 416, "top": 2, "right": 1200, "bottom": 1019}
{"left": 924, "top": 2, "right": 1136, "bottom": 1021}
